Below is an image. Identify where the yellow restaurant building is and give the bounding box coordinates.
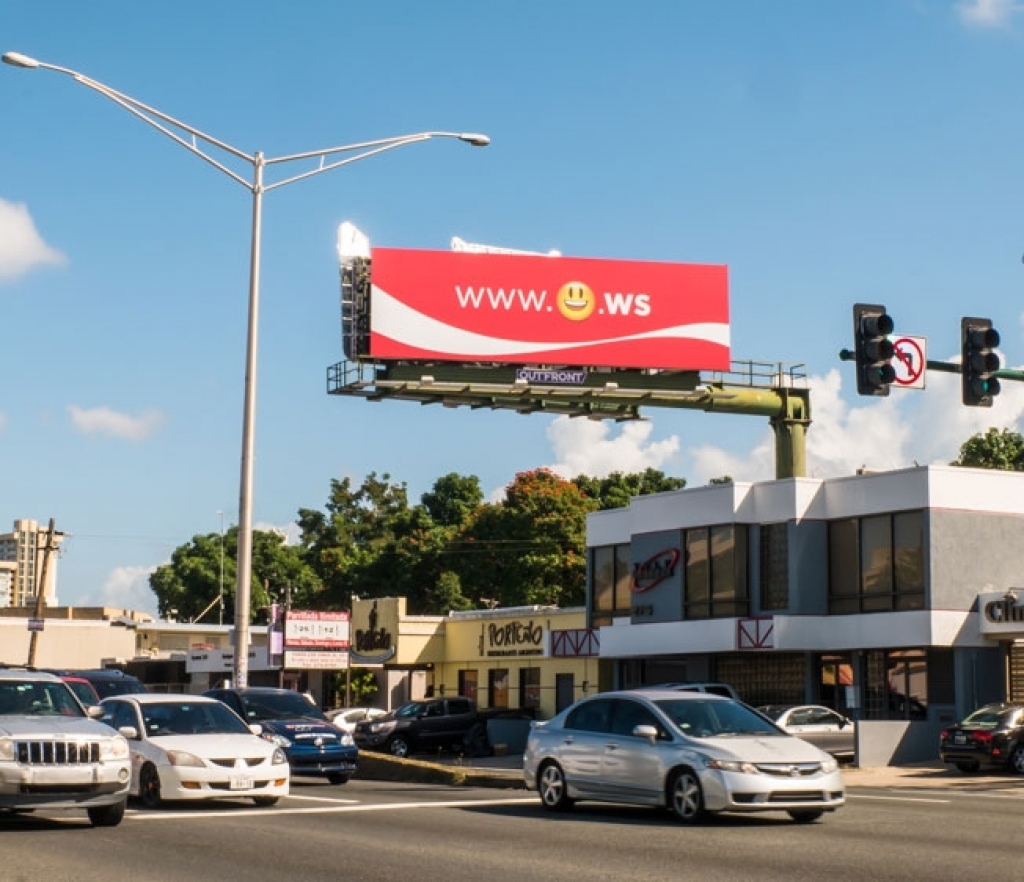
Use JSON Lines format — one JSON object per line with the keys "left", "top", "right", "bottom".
{"left": 350, "top": 597, "right": 603, "bottom": 719}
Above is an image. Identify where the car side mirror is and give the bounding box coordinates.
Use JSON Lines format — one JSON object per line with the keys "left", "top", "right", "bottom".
{"left": 633, "top": 724, "right": 659, "bottom": 743}
{"left": 249, "top": 723, "right": 263, "bottom": 736}
{"left": 86, "top": 705, "right": 104, "bottom": 718}
{"left": 118, "top": 725, "right": 139, "bottom": 740}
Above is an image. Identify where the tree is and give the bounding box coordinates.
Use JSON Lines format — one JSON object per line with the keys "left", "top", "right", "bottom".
{"left": 951, "top": 427, "right": 1024, "bottom": 471}
{"left": 421, "top": 473, "right": 483, "bottom": 527}
{"left": 296, "top": 472, "right": 415, "bottom": 607}
{"left": 453, "top": 469, "right": 597, "bottom": 608}
{"left": 149, "top": 527, "right": 320, "bottom": 623}
{"left": 572, "top": 468, "right": 686, "bottom": 510}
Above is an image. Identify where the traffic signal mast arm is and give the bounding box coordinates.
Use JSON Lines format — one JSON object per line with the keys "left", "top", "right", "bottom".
{"left": 838, "top": 351, "right": 1023, "bottom": 381}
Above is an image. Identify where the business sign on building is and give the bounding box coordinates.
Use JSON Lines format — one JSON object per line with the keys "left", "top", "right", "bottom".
{"left": 978, "top": 590, "right": 1024, "bottom": 637}
{"left": 482, "top": 617, "right": 549, "bottom": 659}
{"left": 629, "top": 531, "right": 684, "bottom": 624}
{"left": 284, "top": 610, "right": 350, "bottom": 649}
{"left": 283, "top": 649, "right": 350, "bottom": 670}
{"left": 365, "top": 248, "right": 730, "bottom": 371}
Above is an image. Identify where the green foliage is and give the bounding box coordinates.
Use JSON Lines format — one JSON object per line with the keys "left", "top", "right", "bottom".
{"left": 148, "top": 527, "right": 321, "bottom": 623}
{"left": 951, "top": 427, "right": 1024, "bottom": 471}
{"left": 150, "top": 467, "right": 688, "bottom": 619}
{"left": 572, "top": 467, "right": 685, "bottom": 510}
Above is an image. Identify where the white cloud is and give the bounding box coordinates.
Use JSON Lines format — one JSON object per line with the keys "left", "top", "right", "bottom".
{"left": 76, "top": 565, "right": 159, "bottom": 617}
{"left": 957, "top": 0, "right": 1021, "bottom": 27}
{"left": 544, "top": 416, "right": 681, "bottom": 479}
{"left": 0, "top": 198, "right": 66, "bottom": 282}
{"left": 254, "top": 521, "right": 301, "bottom": 545}
{"left": 68, "top": 405, "right": 165, "bottom": 440}
{"left": 687, "top": 364, "right": 1024, "bottom": 485}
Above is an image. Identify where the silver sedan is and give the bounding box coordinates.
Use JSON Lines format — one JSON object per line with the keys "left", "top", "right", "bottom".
{"left": 757, "top": 705, "right": 856, "bottom": 761}
{"left": 523, "top": 690, "right": 845, "bottom": 824}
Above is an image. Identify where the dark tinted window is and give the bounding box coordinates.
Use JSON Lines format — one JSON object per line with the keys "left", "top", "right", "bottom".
{"left": 565, "top": 698, "right": 612, "bottom": 734}
{"left": 238, "top": 690, "right": 328, "bottom": 722}
{"left": 610, "top": 699, "right": 664, "bottom": 738}
{"left": 447, "top": 699, "right": 473, "bottom": 715}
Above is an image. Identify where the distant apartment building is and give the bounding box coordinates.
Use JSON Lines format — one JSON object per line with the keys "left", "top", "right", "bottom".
{"left": 0, "top": 519, "right": 65, "bottom": 607}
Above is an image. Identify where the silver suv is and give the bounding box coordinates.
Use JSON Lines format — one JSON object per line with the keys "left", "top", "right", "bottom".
{"left": 0, "top": 667, "right": 131, "bottom": 826}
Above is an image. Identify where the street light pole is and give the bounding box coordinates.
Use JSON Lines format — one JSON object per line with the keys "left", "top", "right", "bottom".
{"left": 217, "top": 510, "right": 225, "bottom": 626}
{"left": 4, "top": 50, "right": 489, "bottom": 688}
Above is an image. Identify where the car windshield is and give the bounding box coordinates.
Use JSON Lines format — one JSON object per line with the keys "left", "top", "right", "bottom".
{"left": 64, "top": 680, "right": 100, "bottom": 707}
{"left": 394, "top": 701, "right": 427, "bottom": 718}
{"left": 961, "top": 706, "right": 1015, "bottom": 729}
{"left": 654, "top": 698, "right": 783, "bottom": 738}
{"left": 142, "top": 701, "right": 252, "bottom": 736}
{"left": 240, "top": 691, "right": 328, "bottom": 722}
{"left": 0, "top": 680, "right": 85, "bottom": 717}
{"left": 90, "top": 679, "right": 146, "bottom": 698}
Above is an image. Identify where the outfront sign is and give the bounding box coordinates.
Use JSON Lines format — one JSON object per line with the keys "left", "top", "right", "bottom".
{"left": 368, "top": 248, "right": 730, "bottom": 371}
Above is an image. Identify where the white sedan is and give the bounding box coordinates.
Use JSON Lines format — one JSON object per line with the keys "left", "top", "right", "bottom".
{"left": 327, "top": 706, "right": 387, "bottom": 734}
{"left": 99, "top": 694, "right": 290, "bottom": 808}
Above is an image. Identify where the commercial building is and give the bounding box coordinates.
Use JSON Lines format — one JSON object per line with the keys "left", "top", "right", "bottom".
{"left": 586, "top": 464, "right": 1023, "bottom": 763}
{"left": 0, "top": 519, "right": 65, "bottom": 607}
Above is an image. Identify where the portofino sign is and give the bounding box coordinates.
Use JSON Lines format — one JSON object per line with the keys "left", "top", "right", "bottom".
{"left": 484, "top": 619, "right": 547, "bottom": 658}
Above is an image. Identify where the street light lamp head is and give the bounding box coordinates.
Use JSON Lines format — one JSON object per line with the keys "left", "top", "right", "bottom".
{"left": 458, "top": 132, "right": 490, "bottom": 147}
{"left": 2, "top": 51, "right": 41, "bottom": 69}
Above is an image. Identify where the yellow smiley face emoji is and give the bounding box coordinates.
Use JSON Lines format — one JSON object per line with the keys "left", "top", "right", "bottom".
{"left": 556, "top": 281, "right": 596, "bottom": 321}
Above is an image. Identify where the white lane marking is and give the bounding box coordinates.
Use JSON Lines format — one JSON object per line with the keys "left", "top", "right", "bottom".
{"left": 129, "top": 796, "right": 537, "bottom": 821}
{"left": 284, "top": 793, "right": 360, "bottom": 804}
{"left": 848, "top": 794, "right": 949, "bottom": 804}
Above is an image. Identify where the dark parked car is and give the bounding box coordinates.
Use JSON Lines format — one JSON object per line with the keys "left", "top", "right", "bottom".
{"left": 47, "top": 668, "right": 147, "bottom": 699}
{"left": 204, "top": 686, "right": 358, "bottom": 784}
{"left": 353, "top": 697, "right": 485, "bottom": 758}
{"left": 939, "top": 702, "right": 1024, "bottom": 774}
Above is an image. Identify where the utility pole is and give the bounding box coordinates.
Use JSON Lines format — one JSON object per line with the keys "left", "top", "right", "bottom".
{"left": 26, "top": 519, "right": 57, "bottom": 667}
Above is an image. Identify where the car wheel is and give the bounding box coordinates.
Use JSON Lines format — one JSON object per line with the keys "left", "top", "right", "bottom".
{"left": 788, "top": 810, "right": 824, "bottom": 824}
{"left": 87, "top": 800, "right": 126, "bottom": 827}
{"left": 139, "top": 763, "right": 162, "bottom": 809}
{"left": 1011, "top": 745, "right": 1024, "bottom": 775}
{"left": 388, "top": 736, "right": 411, "bottom": 758}
{"left": 667, "top": 768, "right": 706, "bottom": 824}
{"left": 252, "top": 796, "right": 279, "bottom": 807}
{"left": 327, "top": 773, "right": 349, "bottom": 785}
{"left": 537, "top": 761, "right": 574, "bottom": 812}
{"left": 955, "top": 761, "right": 980, "bottom": 774}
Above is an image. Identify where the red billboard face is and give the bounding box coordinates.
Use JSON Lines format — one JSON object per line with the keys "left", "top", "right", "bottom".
{"left": 368, "top": 248, "right": 730, "bottom": 370}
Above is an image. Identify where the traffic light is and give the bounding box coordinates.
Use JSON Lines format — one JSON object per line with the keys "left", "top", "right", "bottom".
{"left": 961, "top": 317, "right": 1001, "bottom": 407}
{"left": 853, "top": 303, "right": 896, "bottom": 396}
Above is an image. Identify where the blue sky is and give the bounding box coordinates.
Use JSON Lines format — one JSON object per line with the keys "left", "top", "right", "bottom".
{"left": 5, "top": 1, "right": 1024, "bottom": 616}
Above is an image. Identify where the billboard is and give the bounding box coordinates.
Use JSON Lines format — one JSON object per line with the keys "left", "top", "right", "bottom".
{"left": 365, "top": 248, "right": 729, "bottom": 371}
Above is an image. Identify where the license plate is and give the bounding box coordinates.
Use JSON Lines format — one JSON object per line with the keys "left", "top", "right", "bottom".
{"left": 229, "top": 775, "right": 253, "bottom": 790}
{"left": 953, "top": 734, "right": 966, "bottom": 745}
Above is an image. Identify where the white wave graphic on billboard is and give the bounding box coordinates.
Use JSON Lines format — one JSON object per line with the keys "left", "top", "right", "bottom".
{"left": 369, "top": 285, "right": 730, "bottom": 356}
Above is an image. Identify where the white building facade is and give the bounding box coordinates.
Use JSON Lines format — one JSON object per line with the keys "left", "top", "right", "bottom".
{"left": 587, "top": 465, "right": 1024, "bottom": 764}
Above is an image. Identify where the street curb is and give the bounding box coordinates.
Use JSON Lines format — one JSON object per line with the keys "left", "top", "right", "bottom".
{"left": 353, "top": 752, "right": 526, "bottom": 789}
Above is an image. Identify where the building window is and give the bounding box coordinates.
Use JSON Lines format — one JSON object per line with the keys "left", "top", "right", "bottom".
{"left": 863, "top": 649, "right": 928, "bottom": 720}
{"left": 759, "top": 523, "right": 789, "bottom": 610}
{"left": 589, "top": 543, "right": 632, "bottom": 627}
{"left": 488, "top": 668, "right": 509, "bottom": 708}
{"left": 684, "top": 525, "right": 749, "bottom": 620}
{"left": 519, "top": 667, "right": 541, "bottom": 710}
{"left": 458, "top": 669, "right": 478, "bottom": 703}
{"left": 828, "top": 511, "right": 925, "bottom": 614}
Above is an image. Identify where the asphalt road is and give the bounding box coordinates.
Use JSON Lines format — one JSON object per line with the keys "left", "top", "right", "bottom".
{"left": 3, "top": 777, "right": 1023, "bottom": 882}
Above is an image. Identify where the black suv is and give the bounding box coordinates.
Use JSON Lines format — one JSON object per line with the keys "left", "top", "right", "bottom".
{"left": 353, "top": 697, "right": 484, "bottom": 758}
